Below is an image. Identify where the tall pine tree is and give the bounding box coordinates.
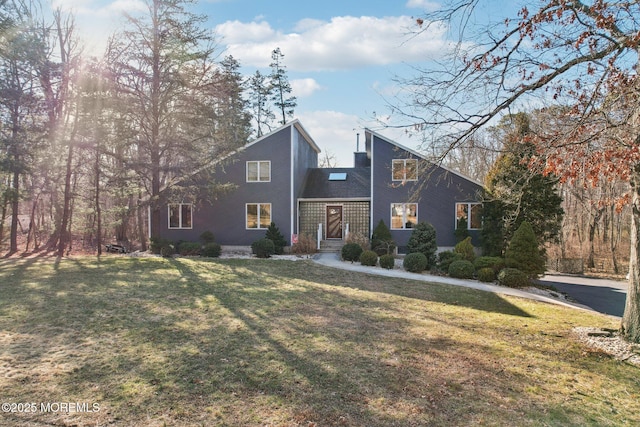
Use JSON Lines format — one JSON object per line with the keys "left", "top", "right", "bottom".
{"left": 482, "top": 113, "right": 564, "bottom": 255}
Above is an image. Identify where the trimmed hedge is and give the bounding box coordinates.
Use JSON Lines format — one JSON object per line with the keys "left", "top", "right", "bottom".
{"left": 477, "top": 267, "right": 496, "bottom": 282}
{"left": 448, "top": 259, "right": 475, "bottom": 279}
{"left": 342, "top": 243, "right": 363, "bottom": 262}
{"left": 379, "top": 254, "right": 396, "bottom": 270}
{"left": 201, "top": 242, "right": 221, "bottom": 258}
{"left": 360, "top": 250, "right": 378, "bottom": 266}
{"left": 498, "top": 268, "right": 531, "bottom": 288}
{"left": 403, "top": 252, "right": 428, "bottom": 273}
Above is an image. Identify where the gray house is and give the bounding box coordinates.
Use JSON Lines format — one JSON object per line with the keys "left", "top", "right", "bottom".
{"left": 158, "top": 120, "right": 483, "bottom": 252}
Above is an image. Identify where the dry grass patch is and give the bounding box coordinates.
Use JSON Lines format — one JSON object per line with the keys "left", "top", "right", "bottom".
{"left": 0, "top": 256, "right": 638, "bottom": 426}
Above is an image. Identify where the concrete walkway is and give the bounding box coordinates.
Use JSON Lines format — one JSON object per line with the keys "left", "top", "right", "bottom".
{"left": 312, "top": 252, "right": 593, "bottom": 312}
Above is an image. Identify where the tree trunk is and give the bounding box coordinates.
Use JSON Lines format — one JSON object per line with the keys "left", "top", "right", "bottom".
{"left": 587, "top": 207, "right": 604, "bottom": 269}
{"left": 57, "top": 140, "right": 74, "bottom": 257}
{"left": 9, "top": 169, "right": 19, "bottom": 254}
{"left": 622, "top": 165, "right": 640, "bottom": 342}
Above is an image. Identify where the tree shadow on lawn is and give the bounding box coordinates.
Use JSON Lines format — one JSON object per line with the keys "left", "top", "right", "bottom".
{"left": 0, "top": 257, "right": 632, "bottom": 426}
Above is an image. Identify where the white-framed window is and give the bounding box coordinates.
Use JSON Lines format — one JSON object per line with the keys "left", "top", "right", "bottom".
{"left": 168, "top": 203, "right": 192, "bottom": 229}
{"left": 246, "top": 203, "right": 271, "bottom": 229}
{"left": 246, "top": 161, "right": 271, "bottom": 182}
{"left": 391, "top": 203, "right": 418, "bottom": 229}
{"left": 392, "top": 159, "right": 418, "bottom": 182}
{"left": 456, "top": 203, "right": 482, "bottom": 230}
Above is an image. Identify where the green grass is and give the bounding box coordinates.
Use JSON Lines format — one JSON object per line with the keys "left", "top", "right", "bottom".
{"left": 0, "top": 256, "right": 638, "bottom": 426}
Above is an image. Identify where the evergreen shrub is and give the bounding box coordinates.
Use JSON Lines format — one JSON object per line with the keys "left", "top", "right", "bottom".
{"left": 252, "top": 238, "right": 275, "bottom": 258}
{"left": 438, "top": 251, "right": 462, "bottom": 272}
{"left": 360, "top": 250, "right": 378, "bottom": 266}
{"left": 498, "top": 268, "right": 530, "bottom": 288}
{"left": 477, "top": 267, "right": 496, "bottom": 282}
{"left": 454, "top": 236, "right": 476, "bottom": 262}
{"left": 341, "top": 243, "right": 363, "bottom": 262}
{"left": 403, "top": 252, "right": 428, "bottom": 273}
{"left": 265, "top": 222, "right": 287, "bottom": 255}
{"left": 448, "top": 259, "right": 475, "bottom": 279}
{"left": 505, "top": 221, "right": 546, "bottom": 278}
{"left": 379, "top": 254, "right": 396, "bottom": 270}
{"left": 406, "top": 222, "right": 438, "bottom": 269}
{"left": 150, "top": 237, "right": 175, "bottom": 257}
{"left": 199, "top": 231, "right": 215, "bottom": 244}
{"left": 474, "top": 256, "right": 505, "bottom": 273}
{"left": 371, "top": 220, "right": 396, "bottom": 255}
{"left": 201, "top": 242, "right": 221, "bottom": 258}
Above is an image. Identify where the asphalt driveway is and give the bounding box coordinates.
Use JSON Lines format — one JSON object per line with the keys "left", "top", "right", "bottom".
{"left": 537, "top": 274, "right": 628, "bottom": 318}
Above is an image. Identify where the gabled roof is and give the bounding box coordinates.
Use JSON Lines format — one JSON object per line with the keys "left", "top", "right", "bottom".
{"left": 365, "top": 128, "right": 483, "bottom": 187}
{"left": 245, "top": 119, "right": 321, "bottom": 154}
{"left": 300, "top": 167, "right": 371, "bottom": 199}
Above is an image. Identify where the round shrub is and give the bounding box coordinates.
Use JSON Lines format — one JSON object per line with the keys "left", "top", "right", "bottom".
{"left": 403, "top": 252, "right": 428, "bottom": 273}
{"left": 201, "top": 242, "right": 221, "bottom": 258}
{"left": 342, "top": 242, "right": 363, "bottom": 262}
{"left": 251, "top": 238, "right": 275, "bottom": 258}
{"left": 379, "top": 254, "right": 396, "bottom": 270}
{"left": 498, "top": 268, "right": 531, "bottom": 288}
{"left": 360, "top": 250, "right": 378, "bottom": 267}
{"left": 474, "top": 256, "right": 505, "bottom": 273}
{"left": 477, "top": 267, "right": 496, "bottom": 282}
{"left": 438, "top": 251, "right": 462, "bottom": 272}
{"left": 178, "top": 241, "right": 201, "bottom": 256}
{"left": 448, "top": 260, "right": 475, "bottom": 279}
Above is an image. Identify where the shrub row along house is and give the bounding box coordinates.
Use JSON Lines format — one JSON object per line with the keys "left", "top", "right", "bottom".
{"left": 156, "top": 120, "right": 483, "bottom": 252}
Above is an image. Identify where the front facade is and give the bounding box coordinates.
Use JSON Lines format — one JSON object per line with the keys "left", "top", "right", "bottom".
{"left": 158, "top": 120, "right": 483, "bottom": 251}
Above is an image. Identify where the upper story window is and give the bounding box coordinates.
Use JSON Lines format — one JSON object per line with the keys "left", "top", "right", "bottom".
{"left": 247, "top": 161, "right": 271, "bottom": 182}
{"left": 168, "top": 203, "right": 192, "bottom": 229}
{"left": 391, "top": 203, "right": 418, "bottom": 230}
{"left": 456, "top": 203, "right": 482, "bottom": 230}
{"left": 392, "top": 159, "right": 418, "bottom": 182}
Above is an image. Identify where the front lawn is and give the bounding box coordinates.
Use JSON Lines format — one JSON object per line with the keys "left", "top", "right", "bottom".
{"left": 0, "top": 256, "right": 637, "bottom": 426}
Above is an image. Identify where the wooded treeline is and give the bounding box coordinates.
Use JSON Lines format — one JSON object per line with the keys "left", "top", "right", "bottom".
{"left": 443, "top": 110, "right": 630, "bottom": 276}
{"left": 0, "top": 0, "right": 296, "bottom": 256}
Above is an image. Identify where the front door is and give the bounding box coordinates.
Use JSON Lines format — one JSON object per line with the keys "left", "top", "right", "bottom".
{"left": 326, "top": 206, "right": 343, "bottom": 239}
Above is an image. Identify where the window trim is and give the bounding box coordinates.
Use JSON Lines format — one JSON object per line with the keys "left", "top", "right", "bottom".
{"left": 246, "top": 203, "right": 272, "bottom": 229}
{"left": 390, "top": 203, "right": 418, "bottom": 230}
{"left": 168, "top": 203, "right": 193, "bottom": 229}
{"left": 392, "top": 159, "right": 418, "bottom": 182}
{"left": 455, "top": 202, "right": 482, "bottom": 230}
{"left": 246, "top": 160, "right": 271, "bottom": 182}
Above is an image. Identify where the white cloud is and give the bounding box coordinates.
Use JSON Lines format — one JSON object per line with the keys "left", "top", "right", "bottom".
{"left": 405, "top": 0, "right": 441, "bottom": 11}
{"left": 216, "top": 15, "right": 450, "bottom": 72}
{"left": 216, "top": 20, "right": 277, "bottom": 44}
{"left": 291, "top": 78, "right": 323, "bottom": 98}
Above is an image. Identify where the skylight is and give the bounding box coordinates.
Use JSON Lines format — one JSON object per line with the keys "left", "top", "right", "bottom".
{"left": 328, "top": 172, "right": 347, "bottom": 181}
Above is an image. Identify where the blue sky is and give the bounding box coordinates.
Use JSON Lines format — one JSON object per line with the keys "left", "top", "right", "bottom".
{"left": 56, "top": 0, "right": 518, "bottom": 165}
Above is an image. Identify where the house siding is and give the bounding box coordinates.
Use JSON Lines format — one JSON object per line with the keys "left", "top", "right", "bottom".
{"left": 160, "top": 127, "right": 293, "bottom": 246}
{"left": 368, "top": 131, "right": 482, "bottom": 251}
